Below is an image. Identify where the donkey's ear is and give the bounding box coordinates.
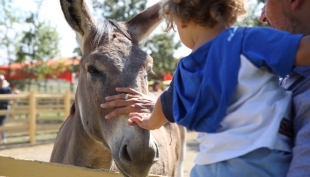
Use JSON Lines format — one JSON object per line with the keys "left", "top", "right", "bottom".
{"left": 60, "top": 0, "right": 96, "bottom": 51}
{"left": 126, "top": 1, "right": 164, "bottom": 43}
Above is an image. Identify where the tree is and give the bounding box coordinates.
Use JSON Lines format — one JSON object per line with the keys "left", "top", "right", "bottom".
{"left": 16, "top": 0, "right": 61, "bottom": 91}
{"left": 92, "top": 0, "right": 181, "bottom": 81}
{"left": 142, "top": 33, "right": 181, "bottom": 80}
{"left": 0, "top": 0, "right": 22, "bottom": 80}
{"left": 92, "top": 0, "right": 147, "bottom": 21}
{"left": 237, "top": 0, "right": 265, "bottom": 27}
{"left": 73, "top": 47, "right": 82, "bottom": 57}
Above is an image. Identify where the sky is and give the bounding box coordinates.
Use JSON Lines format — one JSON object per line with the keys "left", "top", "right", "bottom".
{"left": 0, "top": 0, "right": 191, "bottom": 65}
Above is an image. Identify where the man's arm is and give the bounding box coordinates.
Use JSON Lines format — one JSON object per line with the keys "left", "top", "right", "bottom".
{"left": 101, "top": 88, "right": 155, "bottom": 119}
{"left": 287, "top": 90, "right": 310, "bottom": 177}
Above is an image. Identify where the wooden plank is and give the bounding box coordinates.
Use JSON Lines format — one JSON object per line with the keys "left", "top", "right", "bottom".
{"left": 0, "top": 125, "right": 28, "bottom": 131}
{"left": 6, "top": 119, "right": 28, "bottom": 124}
{"left": 0, "top": 124, "right": 61, "bottom": 132}
{"left": 35, "top": 94, "right": 64, "bottom": 99}
{"left": 0, "top": 156, "right": 164, "bottom": 177}
{"left": 36, "top": 124, "right": 62, "bottom": 131}
{"left": 0, "top": 110, "right": 29, "bottom": 114}
{"left": 29, "top": 91, "right": 37, "bottom": 144}
{"left": 64, "top": 90, "right": 71, "bottom": 119}
{"left": 36, "top": 104, "right": 62, "bottom": 107}
{"left": 36, "top": 117, "right": 64, "bottom": 121}
{"left": 37, "top": 102, "right": 63, "bottom": 105}
{"left": 0, "top": 156, "right": 122, "bottom": 177}
{"left": 0, "top": 94, "right": 29, "bottom": 99}
{"left": 10, "top": 105, "right": 29, "bottom": 109}
{"left": 36, "top": 109, "right": 65, "bottom": 113}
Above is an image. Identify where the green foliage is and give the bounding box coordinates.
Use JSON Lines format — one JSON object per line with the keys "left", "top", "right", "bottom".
{"left": 142, "top": 33, "right": 181, "bottom": 80}
{"left": 16, "top": 17, "right": 60, "bottom": 63}
{"left": 0, "top": 0, "right": 63, "bottom": 91}
{"left": 0, "top": 0, "right": 22, "bottom": 64}
{"left": 236, "top": 0, "right": 265, "bottom": 27}
{"left": 14, "top": 0, "right": 61, "bottom": 90}
{"left": 16, "top": 18, "right": 61, "bottom": 87}
{"left": 73, "top": 47, "right": 82, "bottom": 57}
{"left": 92, "top": 0, "right": 147, "bottom": 21}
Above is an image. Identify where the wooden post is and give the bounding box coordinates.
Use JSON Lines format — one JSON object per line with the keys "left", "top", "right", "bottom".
{"left": 28, "top": 90, "right": 37, "bottom": 144}
{"left": 64, "top": 90, "right": 71, "bottom": 119}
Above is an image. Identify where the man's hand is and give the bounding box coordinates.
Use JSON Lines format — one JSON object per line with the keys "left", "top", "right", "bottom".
{"left": 100, "top": 87, "right": 156, "bottom": 119}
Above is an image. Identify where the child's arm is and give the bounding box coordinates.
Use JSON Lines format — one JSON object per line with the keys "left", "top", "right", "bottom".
{"left": 295, "top": 36, "right": 310, "bottom": 66}
{"left": 128, "top": 97, "right": 168, "bottom": 130}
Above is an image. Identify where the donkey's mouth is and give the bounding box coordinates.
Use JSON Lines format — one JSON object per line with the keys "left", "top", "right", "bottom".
{"left": 113, "top": 158, "right": 151, "bottom": 177}
{"left": 113, "top": 161, "right": 131, "bottom": 177}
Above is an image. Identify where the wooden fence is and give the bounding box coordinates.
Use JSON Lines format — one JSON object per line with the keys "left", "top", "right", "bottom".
{"left": 0, "top": 92, "right": 166, "bottom": 177}
{"left": 0, "top": 91, "right": 74, "bottom": 144}
{"left": 0, "top": 156, "right": 164, "bottom": 177}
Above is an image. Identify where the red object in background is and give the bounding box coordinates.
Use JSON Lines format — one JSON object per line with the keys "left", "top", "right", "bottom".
{"left": 163, "top": 73, "right": 173, "bottom": 81}
{"left": 0, "top": 63, "right": 32, "bottom": 80}
{"left": 0, "top": 58, "right": 80, "bottom": 82}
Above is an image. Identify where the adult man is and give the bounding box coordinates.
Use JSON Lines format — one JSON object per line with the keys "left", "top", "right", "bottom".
{"left": 0, "top": 75, "right": 12, "bottom": 143}
{"left": 260, "top": 0, "right": 310, "bottom": 176}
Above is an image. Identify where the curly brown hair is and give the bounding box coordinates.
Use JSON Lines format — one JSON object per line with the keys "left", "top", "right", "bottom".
{"left": 162, "top": 0, "right": 247, "bottom": 32}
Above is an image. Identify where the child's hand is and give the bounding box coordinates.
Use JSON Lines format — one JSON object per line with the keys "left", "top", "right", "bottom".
{"left": 127, "top": 97, "right": 168, "bottom": 130}
{"left": 128, "top": 113, "right": 153, "bottom": 130}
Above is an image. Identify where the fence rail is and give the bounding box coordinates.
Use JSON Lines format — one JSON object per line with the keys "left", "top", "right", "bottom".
{"left": 0, "top": 91, "right": 74, "bottom": 144}
{"left": 0, "top": 156, "right": 164, "bottom": 177}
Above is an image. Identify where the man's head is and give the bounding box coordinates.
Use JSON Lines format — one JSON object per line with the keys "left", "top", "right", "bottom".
{"left": 0, "top": 75, "right": 5, "bottom": 88}
{"left": 260, "top": 0, "right": 310, "bottom": 34}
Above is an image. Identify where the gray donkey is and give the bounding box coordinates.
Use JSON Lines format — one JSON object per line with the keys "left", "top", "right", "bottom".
{"left": 50, "top": 0, "right": 186, "bottom": 177}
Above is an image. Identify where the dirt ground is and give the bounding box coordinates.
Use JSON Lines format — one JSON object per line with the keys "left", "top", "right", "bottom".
{"left": 0, "top": 131, "right": 198, "bottom": 177}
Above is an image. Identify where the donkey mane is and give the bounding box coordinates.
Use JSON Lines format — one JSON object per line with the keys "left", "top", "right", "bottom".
{"left": 91, "top": 20, "right": 113, "bottom": 47}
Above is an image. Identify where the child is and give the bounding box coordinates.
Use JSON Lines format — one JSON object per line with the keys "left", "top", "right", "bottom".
{"left": 104, "top": 0, "right": 310, "bottom": 176}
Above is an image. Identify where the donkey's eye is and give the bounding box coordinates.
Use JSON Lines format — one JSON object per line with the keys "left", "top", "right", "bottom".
{"left": 87, "top": 66, "right": 100, "bottom": 75}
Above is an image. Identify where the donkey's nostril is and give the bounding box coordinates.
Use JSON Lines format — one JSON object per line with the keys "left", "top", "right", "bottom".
{"left": 119, "top": 140, "right": 159, "bottom": 165}
{"left": 120, "top": 144, "right": 132, "bottom": 163}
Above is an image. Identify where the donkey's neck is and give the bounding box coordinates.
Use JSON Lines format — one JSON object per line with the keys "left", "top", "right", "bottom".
{"left": 51, "top": 112, "right": 113, "bottom": 169}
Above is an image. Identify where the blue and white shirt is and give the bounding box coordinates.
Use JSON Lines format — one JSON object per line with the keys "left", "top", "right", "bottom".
{"left": 161, "top": 26, "right": 303, "bottom": 164}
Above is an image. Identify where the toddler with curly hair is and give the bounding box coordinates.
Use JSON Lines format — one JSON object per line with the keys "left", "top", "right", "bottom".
{"left": 122, "top": 0, "right": 310, "bottom": 176}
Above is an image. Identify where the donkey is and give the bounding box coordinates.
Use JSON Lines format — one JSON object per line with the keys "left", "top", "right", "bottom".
{"left": 50, "top": 0, "right": 186, "bottom": 177}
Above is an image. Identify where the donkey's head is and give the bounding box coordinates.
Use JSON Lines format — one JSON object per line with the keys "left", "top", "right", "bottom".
{"left": 60, "top": 0, "right": 163, "bottom": 176}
